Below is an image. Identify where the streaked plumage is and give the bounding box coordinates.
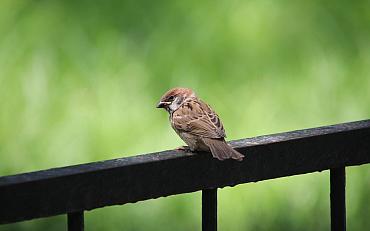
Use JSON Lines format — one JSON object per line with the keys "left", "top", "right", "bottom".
{"left": 157, "top": 87, "right": 244, "bottom": 161}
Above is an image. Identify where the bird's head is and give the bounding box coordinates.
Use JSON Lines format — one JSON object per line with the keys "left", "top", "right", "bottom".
{"left": 156, "top": 87, "right": 196, "bottom": 113}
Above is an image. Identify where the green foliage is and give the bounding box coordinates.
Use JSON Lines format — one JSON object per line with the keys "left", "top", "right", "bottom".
{"left": 0, "top": 0, "right": 369, "bottom": 230}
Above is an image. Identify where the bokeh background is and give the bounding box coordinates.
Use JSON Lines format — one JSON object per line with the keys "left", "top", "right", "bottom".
{"left": 1, "top": 0, "right": 369, "bottom": 230}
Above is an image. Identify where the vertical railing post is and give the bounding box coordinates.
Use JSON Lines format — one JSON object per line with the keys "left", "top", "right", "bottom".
{"left": 68, "top": 211, "right": 84, "bottom": 231}
{"left": 330, "top": 167, "right": 346, "bottom": 231}
{"left": 202, "top": 188, "right": 217, "bottom": 231}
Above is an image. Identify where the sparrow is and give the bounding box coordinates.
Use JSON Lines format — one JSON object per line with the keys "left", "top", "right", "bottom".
{"left": 156, "top": 87, "right": 244, "bottom": 161}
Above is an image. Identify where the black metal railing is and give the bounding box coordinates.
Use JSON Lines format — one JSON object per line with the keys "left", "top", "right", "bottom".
{"left": 1, "top": 120, "right": 370, "bottom": 231}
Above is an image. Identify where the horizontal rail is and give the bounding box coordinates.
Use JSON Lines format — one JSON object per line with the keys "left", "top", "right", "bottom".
{"left": 0, "top": 120, "right": 369, "bottom": 224}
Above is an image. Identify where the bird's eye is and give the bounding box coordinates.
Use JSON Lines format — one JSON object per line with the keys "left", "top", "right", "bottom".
{"left": 168, "top": 96, "right": 174, "bottom": 101}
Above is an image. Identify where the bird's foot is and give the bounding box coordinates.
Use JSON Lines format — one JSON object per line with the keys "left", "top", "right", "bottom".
{"left": 175, "top": 145, "right": 192, "bottom": 152}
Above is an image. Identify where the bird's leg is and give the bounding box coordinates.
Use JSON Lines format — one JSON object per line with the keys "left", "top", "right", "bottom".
{"left": 175, "top": 145, "right": 192, "bottom": 152}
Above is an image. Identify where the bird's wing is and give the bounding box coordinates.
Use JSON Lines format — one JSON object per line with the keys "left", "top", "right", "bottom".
{"left": 171, "top": 99, "right": 226, "bottom": 138}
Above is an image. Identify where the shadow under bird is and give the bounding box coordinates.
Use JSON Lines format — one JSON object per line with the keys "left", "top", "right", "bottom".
{"left": 157, "top": 87, "right": 244, "bottom": 161}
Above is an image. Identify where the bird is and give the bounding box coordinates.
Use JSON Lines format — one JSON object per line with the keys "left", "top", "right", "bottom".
{"left": 156, "top": 87, "right": 244, "bottom": 161}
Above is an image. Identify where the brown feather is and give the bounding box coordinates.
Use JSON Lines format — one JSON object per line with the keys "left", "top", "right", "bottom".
{"left": 202, "top": 138, "right": 244, "bottom": 161}
{"left": 172, "top": 99, "right": 226, "bottom": 138}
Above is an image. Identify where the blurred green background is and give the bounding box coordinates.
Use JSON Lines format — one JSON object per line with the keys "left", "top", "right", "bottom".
{"left": 1, "top": 0, "right": 369, "bottom": 230}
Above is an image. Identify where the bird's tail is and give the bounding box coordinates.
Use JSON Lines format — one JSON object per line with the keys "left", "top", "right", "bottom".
{"left": 202, "top": 138, "right": 244, "bottom": 161}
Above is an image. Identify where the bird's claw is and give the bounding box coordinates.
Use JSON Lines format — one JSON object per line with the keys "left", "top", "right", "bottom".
{"left": 175, "top": 146, "right": 192, "bottom": 152}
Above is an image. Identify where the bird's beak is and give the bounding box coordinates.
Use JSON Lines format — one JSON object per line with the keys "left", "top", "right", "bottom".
{"left": 156, "top": 101, "right": 171, "bottom": 108}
